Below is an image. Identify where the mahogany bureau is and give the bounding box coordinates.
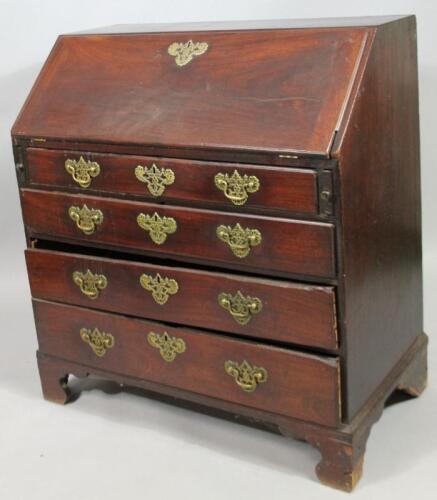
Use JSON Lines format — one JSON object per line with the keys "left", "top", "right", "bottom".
{"left": 12, "top": 16, "right": 427, "bottom": 491}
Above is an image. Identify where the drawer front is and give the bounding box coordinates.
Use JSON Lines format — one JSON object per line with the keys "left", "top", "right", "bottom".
{"left": 21, "top": 189, "right": 336, "bottom": 279}
{"left": 26, "top": 148, "right": 320, "bottom": 216}
{"left": 33, "top": 300, "right": 341, "bottom": 426}
{"left": 26, "top": 248, "right": 338, "bottom": 350}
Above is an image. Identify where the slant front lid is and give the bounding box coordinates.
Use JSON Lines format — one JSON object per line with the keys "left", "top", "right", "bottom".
{"left": 13, "top": 27, "right": 369, "bottom": 157}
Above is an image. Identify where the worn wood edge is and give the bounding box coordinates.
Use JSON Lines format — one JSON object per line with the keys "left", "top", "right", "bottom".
{"left": 35, "top": 332, "right": 427, "bottom": 491}
{"left": 13, "top": 136, "right": 337, "bottom": 167}
{"left": 343, "top": 332, "right": 428, "bottom": 433}
{"left": 280, "top": 333, "right": 428, "bottom": 491}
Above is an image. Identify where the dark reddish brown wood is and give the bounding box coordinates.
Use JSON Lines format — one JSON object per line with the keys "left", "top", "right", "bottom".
{"left": 37, "top": 354, "right": 73, "bottom": 404}
{"left": 36, "top": 331, "right": 427, "bottom": 492}
{"left": 12, "top": 28, "right": 369, "bottom": 157}
{"left": 11, "top": 16, "right": 426, "bottom": 492}
{"left": 26, "top": 148, "right": 320, "bottom": 217}
{"left": 18, "top": 137, "right": 338, "bottom": 169}
{"left": 21, "top": 189, "right": 336, "bottom": 279}
{"left": 26, "top": 248, "right": 338, "bottom": 350}
{"left": 33, "top": 299, "right": 341, "bottom": 426}
{"left": 332, "top": 15, "right": 423, "bottom": 419}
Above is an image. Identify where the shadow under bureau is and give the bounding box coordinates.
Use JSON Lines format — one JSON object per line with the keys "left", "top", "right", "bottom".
{"left": 12, "top": 15, "right": 427, "bottom": 491}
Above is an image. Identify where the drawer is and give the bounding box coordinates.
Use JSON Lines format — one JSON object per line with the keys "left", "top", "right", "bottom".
{"left": 33, "top": 300, "right": 341, "bottom": 426}
{"left": 26, "top": 248, "right": 338, "bottom": 350}
{"left": 26, "top": 148, "right": 321, "bottom": 216}
{"left": 21, "top": 189, "right": 336, "bottom": 279}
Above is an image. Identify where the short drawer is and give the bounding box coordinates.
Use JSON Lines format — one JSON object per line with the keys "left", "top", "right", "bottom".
{"left": 26, "top": 248, "right": 338, "bottom": 350}
{"left": 33, "top": 300, "right": 341, "bottom": 426}
{"left": 26, "top": 148, "right": 321, "bottom": 216}
{"left": 21, "top": 189, "right": 336, "bottom": 279}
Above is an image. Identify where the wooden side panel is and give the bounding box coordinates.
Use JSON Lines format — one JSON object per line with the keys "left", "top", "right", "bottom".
{"left": 333, "top": 16, "right": 423, "bottom": 420}
{"left": 33, "top": 299, "right": 341, "bottom": 426}
{"left": 21, "top": 189, "right": 336, "bottom": 279}
{"left": 26, "top": 248, "right": 338, "bottom": 350}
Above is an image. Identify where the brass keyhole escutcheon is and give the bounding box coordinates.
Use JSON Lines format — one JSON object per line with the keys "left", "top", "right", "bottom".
{"left": 137, "top": 212, "right": 177, "bottom": 245}
{"left": 80, "top": 327, "right": 114, "bottom": 357}
{"left": 135, "top": 164, "right": 175, "bottom": 197}
{"left": 147, "top": 331, "right": 186, "bottom": 362}
{"left": 168, "top": 40, "right": 208, "bottom": 67}
{"left": 140, "top": 273, "right": 179, "bottom": 305}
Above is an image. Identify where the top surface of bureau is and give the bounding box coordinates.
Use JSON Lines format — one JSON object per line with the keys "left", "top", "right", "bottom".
{"left": 12, "top": 26, "right": 370, "bottom": 158}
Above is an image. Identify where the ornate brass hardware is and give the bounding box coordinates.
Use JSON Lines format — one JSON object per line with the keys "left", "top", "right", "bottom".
{"left": 137, "top": 212, "right": 177, "bottom": 244}
{"left": 65, "top": 156, "right": 100, "bottom": 188}
{"left": 224, "top": 360, "right": 268, "bottom": 392}
{"left": 147, "top": 331, "right": 186, "bottom": 362}
{"left": 68, "top": 204, "right": 103, "bottom": 235}
{"left": 214, "top": 170, "right": 260, "bottom": 206}
{"left": 168, "top": 40, "right": 208, "bottom": 67}
{"left": 80, "top": 327, "right": 114, "bottom": 357}
{"left": 218, "top": 291, "right": 262, "bottom": 325}
{"left": 216, "top": 223, "right": 262, "bottom": 258}
{"left": 140, "top": 273, "right": 179, "bottom": 305}
{"left": 72, "top": 270, "right": 107, "bottom": 300}
{"left": 134, "top": 164, "right": 175, "bottom": 197}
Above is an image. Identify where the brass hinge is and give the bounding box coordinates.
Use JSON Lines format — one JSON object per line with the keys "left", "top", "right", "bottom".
{"left": 318, "top": 170, "right": 334, "bottom": 217}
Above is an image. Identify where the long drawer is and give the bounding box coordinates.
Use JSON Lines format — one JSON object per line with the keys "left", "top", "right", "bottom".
{"left": 26, "top": 148, "right": 322, "bottom": 216}
{"left": 21, "top": 189, "right": 336, "bottom": 279}
{"left": 26, "top": 248, "right": 338, "bottom": 350}
{"left": 33, "top": 300, "right": 341, "bottom": 426}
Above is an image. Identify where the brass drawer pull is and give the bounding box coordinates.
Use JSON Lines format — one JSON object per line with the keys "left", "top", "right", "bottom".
{"left": 68, "top": 204, "right": 103, "bottom": 235}
{"left": 65, "top": 156, "right": 100, "bottom": 188}
{"left": 218, "top": 291, "right": 262, "bottom": 325}
{"left": 225, "top": 360, "right": 268, "bottom": 392}
{"left": 147, "top": 331, "right": 186, "bottom": 362}
{"left": 214, "top": 170, "right": 260, "bottom": 206}
{"left": 80, "top": 327, "right": 114, "bottom": 357}
{"left": 135, "top": 164, "right": 175, "bottom": 197}
{"left": 216, "top": 222, "right": 262, "bottom": 258}
{"left": 72, "top": 270, "right": 107, "bottom": 300}
{"left": 168, "top": 40, "right": 208, "bottom": 67}
{"left": 140, "top": 273, "right": 179, "bottom": 305}
{"left": 137, "top": 212, "right": 177, "bottom": 244}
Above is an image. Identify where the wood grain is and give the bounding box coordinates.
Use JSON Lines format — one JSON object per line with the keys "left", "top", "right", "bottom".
{"left": 26, "top": 147, "right": 320, "bottom": 216}
{"left": 332, "top": 16, "right": 423, "bottom": 419}
{"left": 36, "top": 332, "right": 428, "bottom": 491}
{"left": 12, "top": 28, "right": 369, "bottom": 157}
{"left": 26, "top": 248, "right": 338, "bottom": 350}
{"left": 33, "top": 299, "right": 341, "bottom": 426}
{"left": 21, "top": 189, "right": 336, "bottom": 279}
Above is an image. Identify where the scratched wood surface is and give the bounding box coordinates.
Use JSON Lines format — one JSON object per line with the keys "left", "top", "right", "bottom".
{"left": 21, "top": 189, "right": 336, "bottom": 279}
{"left": 34, "top": 299, "right": 341, "bottom": 426}
{"left": 26, "top": 147, "right": 321, "bottom": 217}
{"left": 12, "top": 28, "right": 368, "bottom": 157}
{"left": 26, "top": 248, "right": 338, "bottom": 350}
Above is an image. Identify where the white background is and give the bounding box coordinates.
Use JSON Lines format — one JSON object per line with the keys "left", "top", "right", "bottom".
{"left": 0, "top": 1, "right": 436, "bottom": 498}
